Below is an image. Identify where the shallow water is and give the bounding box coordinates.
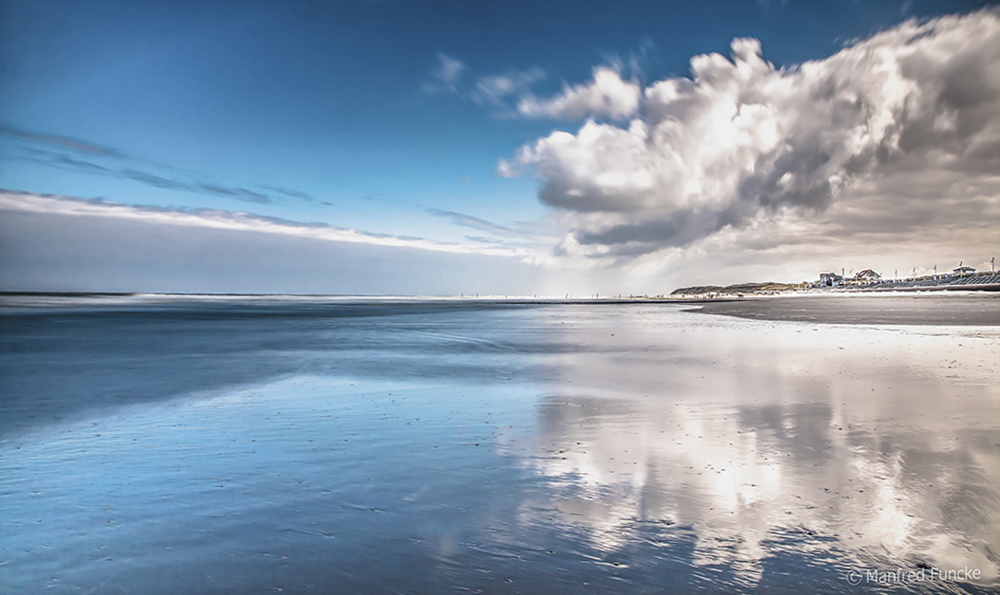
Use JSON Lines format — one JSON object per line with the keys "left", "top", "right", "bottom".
{"left": 1, "top": 296, "right": 998, "bottom": 594}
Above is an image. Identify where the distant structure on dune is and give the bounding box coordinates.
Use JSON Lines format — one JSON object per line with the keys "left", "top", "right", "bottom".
{"left": 676, "top": 260, "right": 997, "bottom": 296}
{"left": 853, "top": 269, "right": 882, "bottom": 284}
{"left": 802, "top": 261, "right": 999, "bottom": 291}
{"left": 814, "top": 268, "right": 881, "bottom": 287}
{"left": 818, "top": 272, "right": 844, "bottom": 287}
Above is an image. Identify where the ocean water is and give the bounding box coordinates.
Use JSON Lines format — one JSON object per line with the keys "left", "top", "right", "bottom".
{"left": 1, "top": 295, "right": 998, "bottom": 594}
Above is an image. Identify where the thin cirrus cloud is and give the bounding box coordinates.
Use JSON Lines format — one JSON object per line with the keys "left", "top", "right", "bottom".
{"left": 423, "top": 51, "right": 466, "bottom": 97}
{"left": 425, "top": 207, "right": 552, "bottom": 243}
{"left": 468, "top": 67, "right": 547, "bottom": 116}
{"left": 0, "top": 123, "right": 123, "bottom": 157}
{"left": 1, "top": 123, "right": 316, "bottom": 205}
{"left": 496, "top": 9, "right": 1000, "bottom": 259}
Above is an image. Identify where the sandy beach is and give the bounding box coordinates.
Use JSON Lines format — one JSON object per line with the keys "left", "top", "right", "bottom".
{"left": 1, "top": 294, "right": 997, "bottom": 594}
{"left": 693, "top": 293, "right": 1000, "bottom": 326}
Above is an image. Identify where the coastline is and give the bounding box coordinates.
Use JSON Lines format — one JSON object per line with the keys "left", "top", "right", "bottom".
{"left": 3, "top": 289, "right": 998, "bottom": 315}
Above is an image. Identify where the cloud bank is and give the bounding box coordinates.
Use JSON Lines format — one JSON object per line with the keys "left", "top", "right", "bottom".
{"left": 500, "top": 10, "right": 1000, "bottom": 259}
{"left": 0, "top": 190, "right": 541, "bottom": 294}
{"left": 0, "top": 189, "right": 527, "bottom": 258}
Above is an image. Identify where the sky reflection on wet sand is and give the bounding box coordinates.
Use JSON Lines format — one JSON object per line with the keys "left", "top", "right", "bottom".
{"left": 1, "top": 297, "right": 997, "bottom": 594}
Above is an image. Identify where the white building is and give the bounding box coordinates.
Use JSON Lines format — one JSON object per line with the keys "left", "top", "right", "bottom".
{"left": 854, "top": 269, "right": 881, "bottom": 284}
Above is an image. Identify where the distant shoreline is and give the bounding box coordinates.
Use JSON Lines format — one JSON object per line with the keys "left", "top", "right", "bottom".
{"left": 1, "top": 289, "right": 998, "bottom": 304}
{"left": 0, "top": 291, "right": 743, "bottom": 306}
{"left": 1, "top": 291, "right": 997, "bottom": 326}
{"left": 671, "top": 273, "right": 1000, "bottom": 297}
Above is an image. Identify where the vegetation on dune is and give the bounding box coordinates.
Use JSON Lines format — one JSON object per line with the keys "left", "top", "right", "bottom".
{"left": 670, "top": 282, "right": 802, "bottom": 296}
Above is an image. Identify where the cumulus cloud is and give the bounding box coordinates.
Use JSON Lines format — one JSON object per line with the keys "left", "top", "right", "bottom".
{"left": 516, "top": 66, "right": 642, "bottom": 120}
{"left": 502, "top": 10, "right": 1000, "bottom": 259}
{"left": 468, "top": 65, "right": 639, "bottom": 121}
{"left": 429, "top": 55, "right": 640, "bottom": 122}
{"left": 495, "top": 157, "right": 520, "bottom": 178}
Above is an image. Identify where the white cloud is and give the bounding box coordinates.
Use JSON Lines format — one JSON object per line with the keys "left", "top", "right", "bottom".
{"left": 0, "top": 190, "right": 528, "bottom": 258}
{"left": 443, "top": 59, "right": 640, "bottom": 122}
{"left": 469, "top": 67, "right": 546, "bottom": 115}
{"left": 0, "top": 190, "right": 549, "bottom": 294}
{"left": 516, "top": 66, "right": 642, "bottom": 121}
{"left": 495, "top": 157, "right": 520, "bottom": 178}
{"left": 502, "top": 10, "right": 1000, "bottom": 261}
{"left": 424, "top": 52, "right": 466, "bottom": 96}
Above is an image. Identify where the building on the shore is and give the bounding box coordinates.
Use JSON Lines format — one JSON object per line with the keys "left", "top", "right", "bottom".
{"left": 854, "top": 269, "right": 881, "bottom": 284}
{"left": 953, "top": 265, "right": 976, "bottom": 276}
{"left": 818, "top": 272, "right": 843, "bottom": 287}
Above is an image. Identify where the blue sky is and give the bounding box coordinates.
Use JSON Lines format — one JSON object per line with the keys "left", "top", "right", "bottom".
{"left": 1, "top": 0, "right": 997, "bottom": 294}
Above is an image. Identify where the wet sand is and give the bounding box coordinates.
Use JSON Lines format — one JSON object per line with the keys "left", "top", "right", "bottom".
{"left": 692, "top": 293, "right": 1000, "bottom": 326}
{"left": 1, "top": 296, "right": 997, "bottom": 594}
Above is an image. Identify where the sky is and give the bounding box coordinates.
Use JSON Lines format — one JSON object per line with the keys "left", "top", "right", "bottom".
{"left": 1, "top": 0, "right": 997, "bottom": 295}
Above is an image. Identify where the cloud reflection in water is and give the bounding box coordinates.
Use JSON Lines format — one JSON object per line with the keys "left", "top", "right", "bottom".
{"left": 501, "top": 308, "right": 999, "bottom": 588}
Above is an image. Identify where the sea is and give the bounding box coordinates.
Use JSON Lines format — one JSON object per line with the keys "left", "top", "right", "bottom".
{"left": 1, "top": 293, "right": 998, "bottom": 594}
